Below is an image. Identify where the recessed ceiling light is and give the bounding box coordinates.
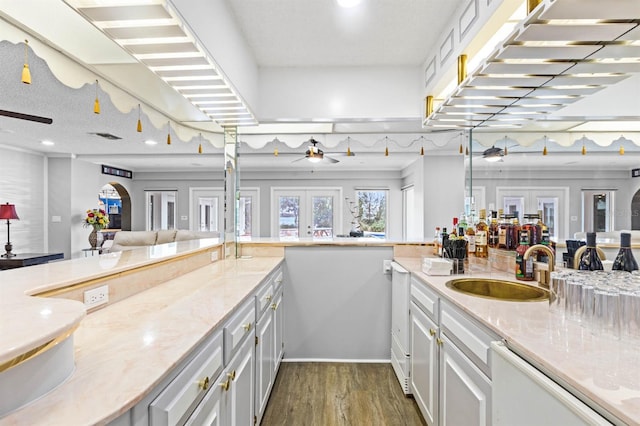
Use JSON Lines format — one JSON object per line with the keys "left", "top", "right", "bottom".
{"left": 336, "top": 0, "right": 362, "bottom": 8}
{"left": 41, "top": 140, "right": 54, "bottom": 146}
{"left": 145, "top": 140, "right": 158, "bottom": 146}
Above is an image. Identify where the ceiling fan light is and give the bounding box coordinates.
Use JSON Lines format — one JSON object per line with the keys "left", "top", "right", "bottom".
{"left": 307, "top": 156, "right": 322, "bottom": 163}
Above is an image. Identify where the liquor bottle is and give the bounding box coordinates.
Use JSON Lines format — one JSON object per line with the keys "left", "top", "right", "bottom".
{"left": 488, "top": 210, "right": 499, "bottom": 248}
{"left": 522, "top": 213, "right": 540, "bottom": 246}
{"left": 450, "top": 218, "right": 458, "bottom": 238}
{"left": 498, "top": 210, "right": 508, "bottom": 249}
{"left": 578, "top": 232, "right": 604, "bottom": 271}
{"left": 433, "top": 226, "right": 441, "bottom": 256}
{"left": 475, "top": 209, "right": 488, "bottom": 258}
{"left": 439, "top": 227, "right": 449, "bottom": 257}
{"left": 612, "top": 232, "right": 639, "bottom": 272}
{"left": 515, "top": 229, "right": 534, "bottom": 281}
{"left": 507, "top": 215, "right": 520, "bottom": 250}
{"left": 465, "top": 219, "right": 476, "bottom": 257}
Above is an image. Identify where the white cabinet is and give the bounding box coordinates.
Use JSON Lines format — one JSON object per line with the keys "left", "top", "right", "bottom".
{"left": 410, "top": 301, "right": 439, "bottom": 426}
{"left": 439, "top": 333, "right": 491, "bottom": 426}
{"left": 255, "top": 305, "right": 274, "bottom": 424}
{"left": 409, "top": 275, "right": 497, "bottom": 426}
{"left": 226, "top": 334, "right": 255, "bottom": 426}
{"left": 255, "top": 267, "right": 284, "bottom": 425}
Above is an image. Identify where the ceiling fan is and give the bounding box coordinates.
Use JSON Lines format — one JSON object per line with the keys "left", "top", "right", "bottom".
{"left": 292, "top": 138, "right": 339, "bottom": 164}
{"left": 481, "top": 145, "right": 505, "bottom": 162}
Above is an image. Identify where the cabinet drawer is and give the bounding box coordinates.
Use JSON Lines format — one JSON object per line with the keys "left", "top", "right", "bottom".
{"left": 149, "top": 330, "right": 223, "bottom": 426}
{"left": 255, "top": 279, "right": 274, "bottom": 316}
{"left": 440, "top": 300, "right": 499, "bottom": 378}
{"left": 224, "top": 298, "right": 256, "bottom": 363}
{"left": 410, "top": 276, "right": 439, "bottom": 321}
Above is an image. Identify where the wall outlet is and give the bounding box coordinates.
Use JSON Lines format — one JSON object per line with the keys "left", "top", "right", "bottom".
{"left": 383, "top": 259, "right": 392, "bottom": 274}
{"left": 84, "top": 285, "right": 109, "bottom": 308}
{"left": 211, "top": 251, "right": 219, "bottom": 262}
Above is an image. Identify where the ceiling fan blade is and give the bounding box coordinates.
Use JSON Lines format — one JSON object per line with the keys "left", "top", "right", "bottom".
{"left": 0, "top": 109, "right": 53, "bottom": 124}
{"left": 291, "top": 156, "right": 306, "bottom": 163}
{"left": 325, "top": 155, "right": 340, "bottom": 164}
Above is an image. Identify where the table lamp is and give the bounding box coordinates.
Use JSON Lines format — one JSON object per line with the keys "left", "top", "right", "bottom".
{"left": 0, "top": 203, "right": 20, "bottom": 258}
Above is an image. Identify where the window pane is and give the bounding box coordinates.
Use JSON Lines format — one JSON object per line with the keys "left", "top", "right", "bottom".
{"left": 279, "top": 196, "right": 300, "bottom": 237}
{"left": 238, "top": 195, "right": 252, "bottom": 237}
{"left": 312, "top": 196, "right": 333, "bottom": 238}
{"left": 357, "top": 190, "right": 387, "bottom": 237}
{"left": 537, "top": 197, "right": 558, "bottom": 240}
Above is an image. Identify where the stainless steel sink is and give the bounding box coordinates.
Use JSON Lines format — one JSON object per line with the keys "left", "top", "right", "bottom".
{"left": 445, "top": 278, "right": 549, "bottom": 302}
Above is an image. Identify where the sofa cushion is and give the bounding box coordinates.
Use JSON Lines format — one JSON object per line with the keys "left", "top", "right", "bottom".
{"left": 175, "top": 230, "right": 220, "bottom": 241}
{"left": 156, "top": 229, "right": 177, "bottom": 244}
{"left": 112, "top": 231, "right": 158, "bottom": 247}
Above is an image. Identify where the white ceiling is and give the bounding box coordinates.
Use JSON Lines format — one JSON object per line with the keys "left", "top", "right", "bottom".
{"left": 0, "top": 0, "right": 639, "bottom": 173}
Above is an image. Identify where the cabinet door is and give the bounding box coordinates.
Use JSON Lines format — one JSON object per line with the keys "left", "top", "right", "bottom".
{"left": 255, "top": 307, "right": 274, "bottom": 424}
{"left": 226, "top": 335, "right": 255, "bottom": 426}
{"left": 410, "top": 301, "right": 438, "bottom": 426}
{"left": 439, "top": 334, "right": 491, "bottom": 426}
{"left": 185, "top": 376, "right": 224, "bottom": 426}
{"left": 272, "top": 286, "right": 284, "bottom": 371}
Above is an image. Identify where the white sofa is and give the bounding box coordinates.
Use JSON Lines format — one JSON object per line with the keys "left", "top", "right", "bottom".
{"left": 106, "top": 230, "right": 219, "bottom": 252}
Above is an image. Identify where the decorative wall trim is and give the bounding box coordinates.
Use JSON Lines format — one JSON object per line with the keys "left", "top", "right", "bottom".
{"left": 460, "top": 0, "right": 479, "bottom": 42}
{"left": 440, "top": 30, "right": 455, "bottom": 66}
{"left": 424, "top": 57, "right": 437, "bottom": 88}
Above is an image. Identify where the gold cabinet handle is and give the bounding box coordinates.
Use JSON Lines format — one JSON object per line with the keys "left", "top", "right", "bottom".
{"left": 266, "top": 295, "right": 272, "bottom": 302}
{"left": 271, "top": 302, "right": 278, "bottom": 311}
{"left": 436, "top": 338, "right": 444, "bottom": 346}
{"left": 220, "top": 379, "right": 230, "bottom": 392}
{"left": 198, "top": 376, "right": 210, "bottom": 390}
{"left": 243, "top": 322, "right": 252, "bottom": 332}
{"left": 429, "top": 328, "right": 436, "bottom": 336}
{"left": 228, "top": 370, "right": 236, "bottom": 381}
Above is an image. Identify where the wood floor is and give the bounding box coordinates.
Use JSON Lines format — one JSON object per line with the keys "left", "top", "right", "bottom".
{"left": 261, "top": 362, "right": 426, "bottom": 426}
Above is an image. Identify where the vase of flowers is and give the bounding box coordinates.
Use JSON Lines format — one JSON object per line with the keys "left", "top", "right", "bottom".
{"left": 84, "top": 208, "right": 109, "bottom": 249}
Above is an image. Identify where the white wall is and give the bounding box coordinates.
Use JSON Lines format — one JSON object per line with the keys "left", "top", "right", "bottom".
{"left": 421, "top": 154, "right": 465, "bottom": 238}
{"left": 0, "top": 145, "right": 46, "bottom": 254}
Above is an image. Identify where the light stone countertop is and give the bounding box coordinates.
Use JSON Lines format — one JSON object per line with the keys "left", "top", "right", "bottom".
{"left": 238, "top": 236, "right": 428, "bottom": 246}
{"left": 1, "top": 238, "right": 283, "bottom": 425}
{"left": 395, "top": 257, "right": 640, "bottom": 426}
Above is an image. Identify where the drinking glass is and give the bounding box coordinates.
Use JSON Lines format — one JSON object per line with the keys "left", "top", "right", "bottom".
{"left": 565, "top": 271, "right": 587, "bottom": 321}
{"left": 593, "top": 282, "right": 620, "bottom": 339}
{"left": 549, "top": 271, "right": 567, "bottom": 316}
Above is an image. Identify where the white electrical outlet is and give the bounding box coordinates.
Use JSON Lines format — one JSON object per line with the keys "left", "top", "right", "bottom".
{"left": 84, "top": 285, "right": 109, "bottom": 308}
{"left": 383, "top": 259, "right": 392, "bottom": 274}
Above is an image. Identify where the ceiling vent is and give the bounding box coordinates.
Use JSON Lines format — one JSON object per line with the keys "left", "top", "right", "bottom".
{"left": 89, "top": 132, "right": 122, "bottom": 140}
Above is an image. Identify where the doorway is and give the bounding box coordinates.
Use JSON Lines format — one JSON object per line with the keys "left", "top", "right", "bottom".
{"left": 99, "top": 182, "right": 131, "bottom": 231}
{"left": 632, "top": 189, "right": 640, "bottom": 230}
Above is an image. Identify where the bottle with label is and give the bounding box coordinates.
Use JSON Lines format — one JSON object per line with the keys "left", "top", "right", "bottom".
{"left": 439, "top": 227, "right": 449, "bottom": 257}
{"left": 522, "top": 213, "right": 541, "bottom": 246}
{"left": 612, "top": 232, "right": 639, "bottom": 272}
{"left": 578, "top": 232, "right": 604, "bottom": 271}
{"left": 515, "top": 229, "right": 534, "bottom": 281}
{"left": 507, "top": 215, "right": 520, "bottom": 250}
{"left": 498, "top": 210, "right": 508, "bottom": 249}
{"left": 475, "top": 209, "right": 488, "bottom": 258}
{"left": 488, "top": 210, "right": 499, "bottom": 248}
{"left": 433, "top": 226, "right": 441, "bottom": 256}
{"left": 465, "top": 221, "right": 476, "bottom": 257}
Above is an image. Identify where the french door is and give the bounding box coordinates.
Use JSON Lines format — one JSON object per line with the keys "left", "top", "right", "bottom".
{"left": 189, "top": 188, "right": 224, "bottom": 233}
{"left": 271, "top": 188, "right": 342, "bottom": 238}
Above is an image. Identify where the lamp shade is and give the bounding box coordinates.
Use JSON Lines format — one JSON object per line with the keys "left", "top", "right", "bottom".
{"left": 0, "top": 203, "right": 19, "bottom": 220}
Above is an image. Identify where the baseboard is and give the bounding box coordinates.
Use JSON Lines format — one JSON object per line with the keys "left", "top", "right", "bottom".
{"left": 282, "top": 358, "right": 391, "bottom": 363}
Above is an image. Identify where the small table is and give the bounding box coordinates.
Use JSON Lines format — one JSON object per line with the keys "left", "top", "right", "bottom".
{"left": 0, "top": 252, "right": 64, "bottom": 270}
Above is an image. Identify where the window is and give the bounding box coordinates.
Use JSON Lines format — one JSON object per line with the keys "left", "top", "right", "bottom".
{"left": 356, "top": 189, "right": 388, "bottom": 238}
{"left": 272, "top": 188, "right": 341, "bottom": 238}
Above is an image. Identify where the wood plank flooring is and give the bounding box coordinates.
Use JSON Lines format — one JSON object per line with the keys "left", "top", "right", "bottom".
{"left": 261, "top": 362, "right": 426, "bottom": 426}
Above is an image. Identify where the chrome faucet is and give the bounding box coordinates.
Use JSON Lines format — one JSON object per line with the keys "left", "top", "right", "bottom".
{"left": 523, "top": 244, "right": 555, "bottom": 288}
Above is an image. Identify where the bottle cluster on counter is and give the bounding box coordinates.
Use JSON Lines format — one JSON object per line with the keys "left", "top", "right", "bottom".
{"left": 433, "top": 209, "right": 554, "bottom": 279}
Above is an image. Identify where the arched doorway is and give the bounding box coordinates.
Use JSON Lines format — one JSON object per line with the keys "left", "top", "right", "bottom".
{"left": 99, "top": 182, "right": 132, "bottom": 231}
{"left": 632, "top": 189, "right": 640, "bottom": 230}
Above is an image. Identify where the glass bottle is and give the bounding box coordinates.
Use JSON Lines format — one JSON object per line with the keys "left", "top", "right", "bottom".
{"left": 465, "top": 218, "right": 476, "bottom": 257}
{"left": 433, "top": 226, "right": 441, "bottom": 256}
{"left": 515, "top": 229, "right": 534, "bottom": 281}
{"left": 578, "top": 232, "right": 604, "bottom": 271}
{"left": 498, "top": 210, "right": 508, "bottom": 249}
{"left": 612, "top": 232, "right": 639, "bottom": 272}
{"left": 507, "top": 215, "right": 520, "bottom": 250}
{"left": 475, "top": 209, "right": 488, "bottom": 258}
{"left": 488, "top": 210, "right": 499, "bottom": 248}
{"left": 439, "top": 227, "right": 449, "bottom": 257}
